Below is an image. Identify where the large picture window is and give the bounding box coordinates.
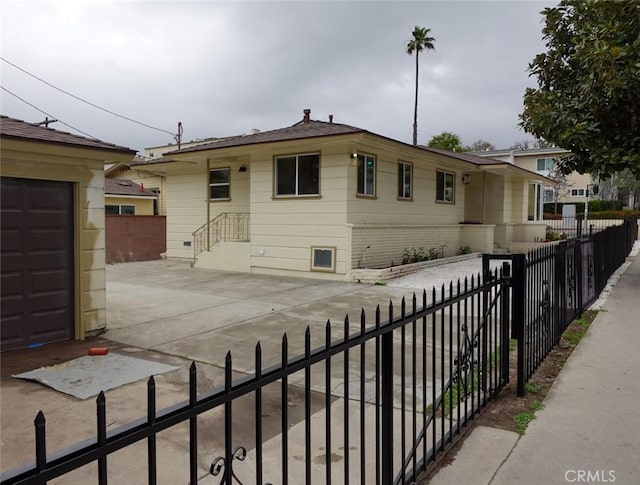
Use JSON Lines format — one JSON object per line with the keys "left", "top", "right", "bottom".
{"left": 436, "top": 170, "right": 455, "bottom": 203}
{"left": 275, "top": 153, "right": 320, "bottom": 196}
{"left": 398, "top": 161, "right": 412, "bottom": 199}
{"left": 209, "top": 168, "right": 230, "bottom": 200}
{"left": 357, "top": 154, "right": 376, "bottom": 196}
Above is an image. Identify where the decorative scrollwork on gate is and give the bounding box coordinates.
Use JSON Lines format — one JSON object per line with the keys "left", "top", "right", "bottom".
{"left": 566, "top": 255, "right": 576, "bottom": 310}
{"left": 452, "top": 323, "right": 479, "bottom": 398}
{"left": 539, "top": 280, "right": 551, "bottom": 339}
{"left": 210, "top": 446, "right": 248, "bottom": 485}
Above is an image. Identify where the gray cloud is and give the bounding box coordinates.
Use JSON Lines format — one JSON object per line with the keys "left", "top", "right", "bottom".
{"left": 1, "top": 1, "right": 553, "bottom": 153}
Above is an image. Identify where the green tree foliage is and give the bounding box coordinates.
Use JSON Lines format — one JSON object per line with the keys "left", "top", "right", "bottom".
{"left": 427, "top": 132, "right": 466, "bottom": 152}
{"left": 520, "top": 1, "right": 640, "bottom": 177}
{"left": 406, "top": 26, "right": 435, "bottom": 146}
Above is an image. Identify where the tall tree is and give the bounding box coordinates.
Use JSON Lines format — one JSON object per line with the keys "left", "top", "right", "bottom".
{"left": 520, "top": 1, "right": 640, "bottom": 177}
{"left": 406, "top": 26, "right": 435, "bottom": 146}
{"left": 467, "top": 139, "right": 495, "bottom": 152}
{"left": 427, "top": 132, "right": 465, "bottom": 152}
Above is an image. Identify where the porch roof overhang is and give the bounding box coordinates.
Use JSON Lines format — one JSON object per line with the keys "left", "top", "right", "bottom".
{"left": 473, "top": 162, "right": 554, "bottom": 184}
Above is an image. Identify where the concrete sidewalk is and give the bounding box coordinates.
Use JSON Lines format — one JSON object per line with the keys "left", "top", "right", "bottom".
{"left": 429, "top": 250, "right": 640, "bottom": 484}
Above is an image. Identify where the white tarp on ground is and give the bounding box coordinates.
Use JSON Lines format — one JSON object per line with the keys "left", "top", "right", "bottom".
{"left": 12, "top": 353, "right": 178, "bottom": 400}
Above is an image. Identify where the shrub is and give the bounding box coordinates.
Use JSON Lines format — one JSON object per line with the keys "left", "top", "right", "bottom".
{"left": 458, "top": 245, "right": 472, "bottom": 255}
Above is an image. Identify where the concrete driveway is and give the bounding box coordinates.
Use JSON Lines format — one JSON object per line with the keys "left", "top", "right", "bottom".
{"left": 106, "top": 260, "right": 422, "bottom": 372}
{"left": 2, "top": 260, "right": 459, "bottom": 482}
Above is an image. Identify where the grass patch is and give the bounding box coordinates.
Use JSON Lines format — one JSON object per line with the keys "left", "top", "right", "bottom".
{"left": 561, "top": 310, "right": 597, "bottom": 347}
{"left": 509, "top": 338, "right": 518, "bottom": 351}
{"left": 514, "top": 412, "right": 535, "bottom": 434}
{"left": 530, "top": 400, "right": 544, "bottom": 412}
{"left": 524, "top": 381, "right": 541, "bottom": 395}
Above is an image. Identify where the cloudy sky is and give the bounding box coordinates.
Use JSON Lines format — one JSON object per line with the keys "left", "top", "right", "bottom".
{"left": 1, "top": 0, "right": 555, "bottom": 154}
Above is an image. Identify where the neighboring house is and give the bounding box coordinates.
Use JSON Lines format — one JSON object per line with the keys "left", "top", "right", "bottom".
{"left": 469, "top": 147, "right": 594, "bottom": 205}
{"left": 105, "top": 158, "right": 167, "bottom": 215}
{"left": 0, "top": 115, "right": 135, "bottom": 351}
{"left": 104, "top": 177, "right": 158, "bottom": 215}
{"left": 139, "top": 109, "right": 550, "bottom": 281}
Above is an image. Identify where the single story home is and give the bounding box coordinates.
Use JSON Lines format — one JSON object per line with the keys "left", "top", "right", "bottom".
{"left": 105, "top": 158, "right": 166, "bottom": 215}
{"left": 104, "top": 177, "right": 158, "bottom": 215}
{"left": 140, "top": 109, "right": 550, "bottom": 281}
{"left": 0, "top": 115, "right": 135, "bottom": 351}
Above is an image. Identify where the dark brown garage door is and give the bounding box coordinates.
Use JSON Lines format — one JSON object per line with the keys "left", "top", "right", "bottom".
{"left": 1, "top": 177, "right": 74, "bottom": 352}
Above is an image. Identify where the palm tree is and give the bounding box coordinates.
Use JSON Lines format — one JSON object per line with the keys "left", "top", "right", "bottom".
{"left": 406, "top": 26, "right": 435, "bottom": 146}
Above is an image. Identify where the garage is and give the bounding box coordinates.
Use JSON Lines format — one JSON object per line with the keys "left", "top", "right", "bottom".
{"left": 1, "top": 177, "right": 74, "bottom": 351}
{"left": 0, "top": 115, "right": 136, "bottom": 351}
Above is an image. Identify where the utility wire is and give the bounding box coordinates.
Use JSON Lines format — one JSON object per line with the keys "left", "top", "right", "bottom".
{"left": 1, "top": 56, "right": 176, "bottom": 137}
{"left": 1, "top": 84, "right": 98, "bottom": 139}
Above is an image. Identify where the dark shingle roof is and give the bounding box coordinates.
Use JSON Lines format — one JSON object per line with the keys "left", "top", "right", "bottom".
{"left": 166, "top": 119, "right": 364, "bottom": 155}
{"left": 419, "top": 146, "right": 506, "bottom": 165}
{"left": 105, "top": 178, "right": 157, "bottom": 196}
{"left": 0, "top": 115, "right": 135, "bottom": 154}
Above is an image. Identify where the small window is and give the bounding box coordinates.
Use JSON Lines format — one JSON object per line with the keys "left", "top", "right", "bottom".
{"left": 105, "top": 204, "right": 136, "bottom": 215}
{"left": 275, "top": 153, "right": 320, "bottom": 196}
{"left": 210, "top": 168, "right": 230, "bottom": 200}
{"left": 436, "top": 170, "right": 455, "bottom": 203}
{"left": 543, "top": 188, "right": 555, "bottom": 203}
{"left": 311, "top": 246, "right": 336, "bottom": 272}
{"left": 536, "top": 158, "right": 554, "bottom": 171}
{"left": 357, "top": 154, "right": 376, "bottom": 196}
{"left": 571, "top": 188, "right": 585, "bottom": 197}
{"left": 398, "top": 162, "right": 412, "bottom": 200}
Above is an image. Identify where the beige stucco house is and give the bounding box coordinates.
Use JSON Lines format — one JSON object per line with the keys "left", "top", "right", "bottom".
{"left": 0, "top": 115, "right": 135, "bottom": 351}
{"left": 470, "top": 147, "right": 594, "bottom": 206}
{"left": 141, "top": 110, "right": 550, "bottom": 281}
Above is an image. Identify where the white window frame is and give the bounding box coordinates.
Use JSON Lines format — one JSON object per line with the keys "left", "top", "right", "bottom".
{"left": 536, "top": 158, "right": 555, "bottom": 172}
{"left": 436, "top": 170, "right": 455, "bottom": 203}
{"left": 398, "top": 161, "right": 413, "bottom": 200}
{"left": 209, "top": 167, "right": 231, "bottom": 200}
{"left": 310, "top": 246, "right": 336, "bottom": 272}
{"left": 357, "top": 153, "right": 376, "bottom": 197}
{"left": 571, "top": 188, "right": 586, "bottom": 197}
{"left": 274, "top": 153, "right": 320, "bottom": 197}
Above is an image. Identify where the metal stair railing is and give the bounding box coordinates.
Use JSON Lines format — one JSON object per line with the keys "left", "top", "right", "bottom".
{"left": 192, "top": 212, "right": 250, "bottom": 261}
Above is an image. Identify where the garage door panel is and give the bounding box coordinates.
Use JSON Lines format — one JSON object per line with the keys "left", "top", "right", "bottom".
{"left": 28, "top": 184, "right": 70, "bottom": 210}
{"left": 1, "top": 177, "right": 74, "bottom": 352}
{"left": 26, "top": 252, "right": 72, "bottom": 271}
{"left": 31, "top": 269, "right": 68, "bottom": 292}
{"left": 0, "top": 314, "right": 27, "bottom": 346}
{"left": 29, "top": 229, "right": 69, "bottom": 250}
{"left": 1, "top": 228, "right": 22, "bottom": 251}
{"left": 1, "top": 272, "right": 23, "bottom": 297}
{"left": 32, "top": 309, "right": 71, "bottom": 339}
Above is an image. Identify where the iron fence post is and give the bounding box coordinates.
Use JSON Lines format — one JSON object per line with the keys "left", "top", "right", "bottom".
{"left": 511, "top": 254, "right": 527, "bottom": 397}
{"left": 381, "top": 306, "right": 394, "bottom": 485}
{"left": 500, "top": 262, "right": 511, "bottom": 384}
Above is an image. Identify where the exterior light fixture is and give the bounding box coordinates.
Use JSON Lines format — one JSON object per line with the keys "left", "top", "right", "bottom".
{"left": 239, "top": 165, "right": 247, "bottom": 172}
{"left": 461, "top": 173, "right": 470, "bottom": 185}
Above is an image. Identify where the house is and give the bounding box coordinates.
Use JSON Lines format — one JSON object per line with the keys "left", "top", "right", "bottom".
{"left": 104, "top": 177, "right": 158, "bottom": 215}
{"left": 140, "top": 110, "right": 550, "bottom": 281}
{"left": 105, "top": 158, "right": 167, "bottom": 215}
{"left": 0, "top": 115, "right": 136, "bottom": 351}
{"left": 469, "top": 147, "right": 595, "bottom": 205}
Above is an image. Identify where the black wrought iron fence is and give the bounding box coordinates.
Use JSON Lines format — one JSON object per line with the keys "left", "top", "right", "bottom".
{"left": 3, "top": 218, "right": 635, "bottom": 484}
{"left": 513, "top": 217, "right": 637, "bottom": 395}
{"left": 1, "top": 271, "right": 510, "bottom": 485}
